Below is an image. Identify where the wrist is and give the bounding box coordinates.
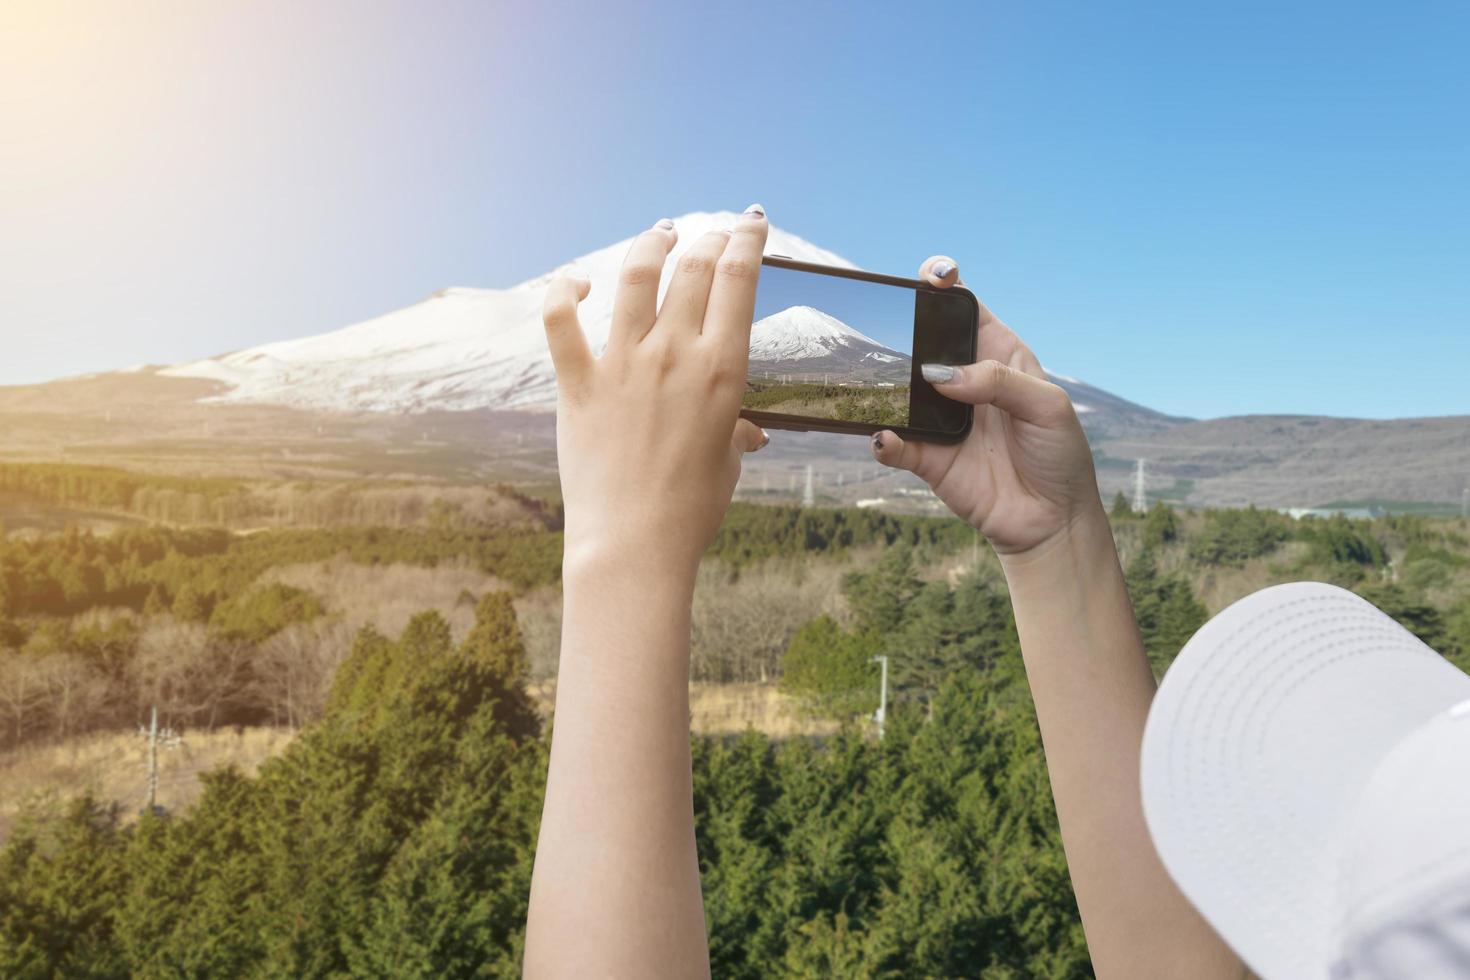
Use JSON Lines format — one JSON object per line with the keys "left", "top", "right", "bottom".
{"left": 997, "top": 500, "right": 1119, "bottom": 590}
{"left": 562, "top": 535, "right": 700, "bottom": 599}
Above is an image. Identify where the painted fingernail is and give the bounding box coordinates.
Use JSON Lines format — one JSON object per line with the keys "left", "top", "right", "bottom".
{"left": 931, "top": 260, "right": 955, "bottom": 279}
{"left": 655, "top": 218, "right": 675, "bottom": 230}
{"left": 872, "top": 433, "right": 884, "bottom": 450}
{"left": 921, "top": 363, "right": 956, "bottom": 384}
{"left": 759, "top": 429, "right": 770, "bottom": 449}
{"left": 743, "top": 203, "right": 766, "bottom": 218}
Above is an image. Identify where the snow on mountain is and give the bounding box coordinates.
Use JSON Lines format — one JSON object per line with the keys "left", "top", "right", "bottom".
{"left": 747, "top": 305, "right": 912, "bottom": 384}
{"left": 146, "top": 210, "right": 1181, "bottom": 435}
{"left": 749, "top": 306, "right": 895, "bottom": 361}
{"left": 160, "top": 212, "right": 854, "bottom": 413}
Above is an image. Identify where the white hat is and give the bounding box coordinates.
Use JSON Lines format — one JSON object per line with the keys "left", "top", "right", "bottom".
{"left": 1141, "top": 582, "right": 1470, "bottom": 980}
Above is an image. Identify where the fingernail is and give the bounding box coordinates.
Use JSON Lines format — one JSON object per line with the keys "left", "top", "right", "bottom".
{"left": 931, "top": 260, "right": 955, "bottom": 279}
{"left": 564, "top": 265, "right": 590, "bottom": 282}
{"left": 743, "top": 203, "right": 766, "bottom": 218}
{"left": 921, "top": 363, "right": 956, "bottom": 384}
{"left": 655, "top": 218, "right": 675, "bottom": 230}
{"left": 759, "top": 429, "right": 770, "bottom": 449}
{"left": 872, "top": 433, "right": 884, "bottom": 450}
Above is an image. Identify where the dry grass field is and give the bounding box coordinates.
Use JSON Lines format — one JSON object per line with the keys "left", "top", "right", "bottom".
{"left": 0, "top": 725, "right": 293, "bottom": 839}
{"left": 0, "top": 685, "right": 837, "bottom": 841}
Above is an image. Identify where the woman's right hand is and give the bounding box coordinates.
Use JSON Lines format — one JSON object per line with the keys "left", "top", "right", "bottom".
{"left": 871, "top": 256, "right": 1103, "bottom": 558}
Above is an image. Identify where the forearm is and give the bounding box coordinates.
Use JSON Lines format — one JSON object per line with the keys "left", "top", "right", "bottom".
{"left": 1001, "top": 505, "right": 1241, "bottom": 979}
{"left": 524, "top": 552, "right": 710, "bottom": 979}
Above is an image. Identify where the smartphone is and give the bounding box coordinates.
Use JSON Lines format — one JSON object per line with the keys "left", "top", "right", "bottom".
{"left": 740, "top": 255, "right": 978, "bottom": 443}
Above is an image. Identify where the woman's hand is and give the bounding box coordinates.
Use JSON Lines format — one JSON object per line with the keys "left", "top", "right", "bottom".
{"left": 544, "top": 207, "right": 770, "bottom": 580}
{"left": 871, "top": 256, "right": 1101, "bottom": 557}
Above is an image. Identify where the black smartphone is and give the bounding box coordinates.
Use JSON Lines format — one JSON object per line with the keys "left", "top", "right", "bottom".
{"left": 740, "top": 255, "right": 978, "bottom": 443}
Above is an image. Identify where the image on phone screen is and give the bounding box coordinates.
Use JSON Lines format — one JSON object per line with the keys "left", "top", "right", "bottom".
{"left": 745, "top": 264, "right": 916, "bottom": 427}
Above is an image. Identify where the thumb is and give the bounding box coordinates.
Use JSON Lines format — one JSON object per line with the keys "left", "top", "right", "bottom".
{"left": 919, "top": 360, "right": 1073, "bottom": 426}
{"left": 731, "top": 418, "right": 770, "bottom": 455}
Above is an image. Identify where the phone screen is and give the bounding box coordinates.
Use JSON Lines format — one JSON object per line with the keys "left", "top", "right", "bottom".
{"left": 743, "top": 259, "right": 977, "bottom": 439}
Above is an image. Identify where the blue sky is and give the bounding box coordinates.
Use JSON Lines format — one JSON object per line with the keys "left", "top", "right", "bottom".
{"left": 754, "top": 266, "right": 914, "bottom": 355}
{"left": 3, "top": 0, "right": 1466, "bottom": 419}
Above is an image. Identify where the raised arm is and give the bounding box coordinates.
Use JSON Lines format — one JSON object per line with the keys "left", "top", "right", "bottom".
{"left": 872, "top": 258, "right": 1243, "bottom": 979}
{"left": 523, "top": 208, "right": 770, "bottom": 978}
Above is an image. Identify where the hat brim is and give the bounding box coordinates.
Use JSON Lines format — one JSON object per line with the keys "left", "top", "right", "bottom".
{"left": 1140, "top": 582, "right": 1470, "bottom": 980}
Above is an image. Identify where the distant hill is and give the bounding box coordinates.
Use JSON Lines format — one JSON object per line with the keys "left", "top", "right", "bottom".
{"left": 0, "top": 211, "right": 1464, "bottom": 511}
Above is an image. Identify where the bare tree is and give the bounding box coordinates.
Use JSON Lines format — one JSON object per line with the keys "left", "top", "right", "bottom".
{"left": 36, "top": 652, "right": 110, "bottom": 740}
{"left": 0, "top": 654, "right": 47, "bottom": 747}
{"left": 514, "top": 587, "right": 563, "bottom": 680}
{"left": 250, "top": 620, "right": 355, "bottom": 728}
{"left": 691, "top": 560, "right": 846, "bottom": 684}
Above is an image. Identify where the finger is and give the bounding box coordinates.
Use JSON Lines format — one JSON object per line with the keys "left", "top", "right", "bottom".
{"left": 655, "top": 228, "right": 733, "bottom": 339}
{"left": 870, "top": 429, "right": 927, "bottom": 475}
{"left": 919, "top": 360, "right": 1072, "bottom": 425}
{"left": 610, "top": 219, "right": 678, "bottom": 347}
{"left": 542, "top": 270, "right": 593, "bottom": 390}
{"left": 918, "top": 254, "right": 961, "bottom": 287}
{"left": 731, "top": 418, "right": 769, "bottom": 455}
{"left": 703, "top": 204, "right": 770, "bottom": 357}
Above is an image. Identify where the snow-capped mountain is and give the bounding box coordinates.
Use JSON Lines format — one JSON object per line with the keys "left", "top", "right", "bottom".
{"left": 748, "top": 306, "right": 911, "bottom": 384}
{"left": 160, "top": 212, "right": 854, "bottom": 413}
{"left": 112, "top": 209, "right": 1181, "bottom": 439}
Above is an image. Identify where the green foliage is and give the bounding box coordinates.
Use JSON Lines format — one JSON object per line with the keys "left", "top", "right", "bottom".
{"left": 1187, "top": 506, "right": 1293, "bottom": 565}
{"left": 779, "top": 616, "right": 880, "bottom": 717}
{"left": 1356, "top": 583, "right": 1446, "bottom": 651}
{"left": 0, "top": 796, "right": 128, "bottom": 979}
{"left": 1142, "top": 503, "right": 1180, "bottom": 549}
{"left": 3, "top": 504, "right": 1466, "bottom": 976}
{"left": 169, "top": 582, "right": 211, "bottom": 623}
{"left": 695, "top": 671, "right": 1088, "bottom": 978}
{"left": 841, "top": 552, "right": 1019, "bottom": 705}
{"left": 209, "top": 583, "right": 324, "bottom": 642}
{"left": 739, "top": 382, "right": 910, "bottom": 426}
{"left": 0, "top": 462, "right": 242, "bottom": 513}
{"left": 710, "top": 504, "right": 971, "bottom": 567}
{"left": 1, "top": 598, "right": 545, "bottom": 977}
{"left": 1297, "top": 515, "right": 1386, "bottom": 578}
{"left": 0, "top": 523, "right": 561, "bottom": 622}
{"left": 1444, "top": 597, "right": 1470, "bottom": 672}
{"left": 843, "top": 545, "right": 925, "bottom": 635}
{"left": 1125, "top": 550, "right": 1210, "bottom": 673}
{"left": 1110, "top": 491, "right": 1133, "bottom": 519}
{"left": 141, "top": 585, "right": 167, "bottom": 617}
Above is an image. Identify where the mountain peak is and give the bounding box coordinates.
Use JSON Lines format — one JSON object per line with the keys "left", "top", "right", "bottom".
{"left": 135, "top": 213, "right": 1149, "bottom": 425}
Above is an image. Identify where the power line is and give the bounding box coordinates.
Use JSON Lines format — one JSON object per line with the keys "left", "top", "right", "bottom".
{"left": 137, "top": 705, "right": 183, "bottom": 814}
{"left": 870, "top": 655, "right": 889, "bottom": 740}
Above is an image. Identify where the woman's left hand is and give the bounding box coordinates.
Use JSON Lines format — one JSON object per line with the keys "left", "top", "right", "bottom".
{"left": 543, "top": 206, "right": 771, "bottom": 581}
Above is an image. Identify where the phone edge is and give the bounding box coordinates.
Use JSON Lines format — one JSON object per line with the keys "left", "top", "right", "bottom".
{"left": 746, "top": 255, "right": 979, "bottom": 444}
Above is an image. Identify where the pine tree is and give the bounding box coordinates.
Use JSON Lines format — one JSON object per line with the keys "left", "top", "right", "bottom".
{"left": 1126, "top": 549, "right": 1208, "bottom": 673}
{"left": 170, "top": 583, "right": 209, "bottom": 623}
{"left": 779, "top": 616, "right": 879, "bottom": 718}
{"left": 142, "top": 585, "right": 168, "bottom": 617}
{"left": 1143, "top": 502, "right": 1180, "bottom": 548}
{"left": 324, "top": 624, "right": 396, "bottom": 723}
{"left": 461, "top": 593, "right": 540, "bottom": 737}
{"left": 842, "top": 545, "right": 922, "bottom": 635}
{"left": 1357, "top": 583, "right": 1446, "bottom": 650}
